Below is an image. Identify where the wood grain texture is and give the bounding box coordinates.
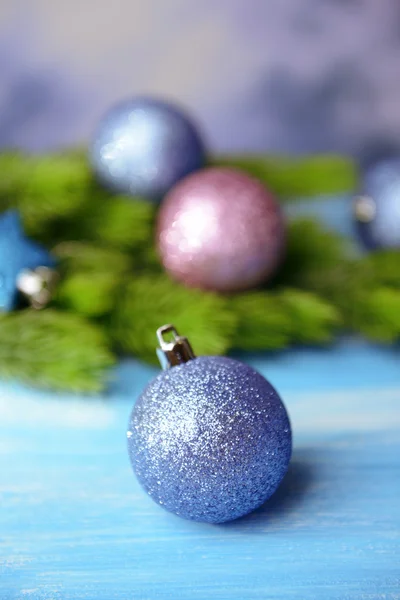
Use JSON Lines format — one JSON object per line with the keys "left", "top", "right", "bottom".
{"left": 1, "top": 340, "right": 399, "bottom": 600}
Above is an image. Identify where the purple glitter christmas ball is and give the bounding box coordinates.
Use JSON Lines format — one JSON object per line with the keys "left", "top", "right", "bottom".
{"left": 156, "top": 167, "right": 285, "bottom": 292}
{"left": 127, "top": 356, "right": 292, "bottom": 524}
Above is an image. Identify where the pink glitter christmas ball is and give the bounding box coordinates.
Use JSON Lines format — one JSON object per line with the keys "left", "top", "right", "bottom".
{"left": 156, "top": 167, "right": 286, "bottom": 292}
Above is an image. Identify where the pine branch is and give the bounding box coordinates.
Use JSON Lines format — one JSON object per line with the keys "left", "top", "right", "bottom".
{"left": 111, "top": 274, "right": 238, "bottom": 363}
{"left": 0, "top": 151, "right": 30, "bottom": 206}
{"left": 55, "top": 271, "right": 123, "bottom": 318}
{"left": 214, "top": 154, "right": 358, "bottom": 197}
{"left": 16, "top": 154, "right": 91, "bottom": 239}
{"left": 0, "top": 310, "right": 115, "bottom": 392}
{"left": 345, "top": 288, "right": 400, "bottom": 342}
{"left": 275, "top": 219, "right": 349, "bottom": 289}
{"left": 230, "top": 292, "right": 290, "bottom": 350}
{"left": 77, "top": 194, "right": 156, "bottom": 251}
{"left": 278, "top": 288, "right": 341, "bottom": 344}
{"left": 53, "top": 241, "right": 133, "bottom": 275}
{"left": 52, "top": 243, "right": 134, "bottom": 317}
{"left": 2, "top": 149, "right": 400, "bottom": 394}
{"left": 363, "top": 250, "right": 400, "bottom": 289}
{"left": 229, "top": 288, "right": 340, "bottom": 351}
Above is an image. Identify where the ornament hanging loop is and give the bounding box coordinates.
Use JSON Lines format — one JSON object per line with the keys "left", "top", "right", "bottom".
{"left": 156, "top": 324, "right": 196, "bottom": 370}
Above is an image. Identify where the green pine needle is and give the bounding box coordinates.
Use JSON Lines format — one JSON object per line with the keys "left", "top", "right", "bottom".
{"left": 347, "top": 288, "right": 400, "bottom": 342}
{"left": 230, "top": 292, "right": 290, "bottom": 350}
{"left": 53, "top": 243, "right": 134, "bottom": 317}
{"left": 17, "top": 154, "right": 91, "bottom": 237}
{"left": 78, "top": 195, "right": 156, "bottom": 251}
{"left": 213, "top": 154, "right": 358, "bottom": 197}
{"left": 55, "top": 271, "right": 122, "bottom": 317}
{"left": 276, "top": 218, "right": 349, "bottom": 288}
{"left": 363, "top": 250, "right": 400, "bottom": 289}
{"left": 278, "top": 288, "right": 341, "bottom": 344}
{"left": 230, "top": 287, "right": 340, "bottom": 350}
{"left": 0, "top": 151, "right": 31, "bottom": 207}
{"left": 53, "top": 241, "right": 133, "bottom": 275}
{"left": 111, "top": 274, "right": 238, "bottom": 363}
{"left": 0, "top": 310, "right": 115, "bottom": 392}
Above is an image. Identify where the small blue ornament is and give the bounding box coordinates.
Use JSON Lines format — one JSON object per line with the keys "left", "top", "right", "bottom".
{"left": 89, "top": 97, "right": 206, "bottom": 202}
{"left": 127, "top": 325, "right": 292, "bottom": 524}
{"left": 354, "top": 157, "right": 400, "bottom": 250}
{"left": 0, "top": 210, "right": 55, "bottom": 311}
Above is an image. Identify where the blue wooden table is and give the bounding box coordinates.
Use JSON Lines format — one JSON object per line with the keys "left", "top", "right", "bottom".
{"left": 1, "top": 197, "right": 400, "bottom": 599}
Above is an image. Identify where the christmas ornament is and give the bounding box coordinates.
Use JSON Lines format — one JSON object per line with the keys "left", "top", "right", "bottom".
{"left": 354, "top": 157, "right": 400, "bottom": 250}
{"left": 127, "top": 325, "right": 292, "bottom": 524}
{"left": 89, "top": 97, "right": 206, "bottom": 201}
{"left": 0, "top": 210, "right": 56, "bottom": 311}
{"left": 157, "top": 167, "right": 285, "bottom": 292}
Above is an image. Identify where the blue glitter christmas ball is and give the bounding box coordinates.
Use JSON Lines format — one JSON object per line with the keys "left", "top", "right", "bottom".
{"left": 354, "top": 157, "right": 400, "bottom": 250}
{"left": 89, "top": 97, "right": 206, "bottom": 201}
{"left": 127, "top": 356, "right": 292, "bottom": 523}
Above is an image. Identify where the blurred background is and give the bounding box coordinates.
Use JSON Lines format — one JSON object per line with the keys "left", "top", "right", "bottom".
{"left": 1, "top": 0, "right": 400, "bottom": 155}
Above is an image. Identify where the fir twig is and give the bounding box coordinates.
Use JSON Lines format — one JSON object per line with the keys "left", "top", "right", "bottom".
{"left": 278, "top": 288, "right": 341, "bottom": 344}
{"left": 213, "top": 154, "right": 358, "bottom": 197}
{"left": 229, "top": 287, "right": 340, "bottom": 351}
{"left": 17, "top": 154, "right": 91, "bottom": 239}
{"left": 0, "top": 152, "right": 30, "bottom": 207}
{"left": 77, "top": 194, "right": 156, "bottom": 251}
{"left": 275, "top": 218, "right": 350, "bottom": 289}
{"left": 53, "top": 241, "right": 133, "bottom": 275}
{"left": 55, "top": 271, "right": 123, "bottom": 318}
{"left": 0, "top": 310, "right": 115, "bottom": 392}
{"left": 111, "top": 274, "right": 238, "bottom": 363}
{"left": 52, "top": 242, "right": 133, "bottom": 317}
{"left": 1, "top": 149, "right": 400, "bottom": 394}
{"left": 230, "top": 292, "right": 290, "bottom": 350}
{"left": 346, "top": 288, "right": 400, "bottom": 342}
{"left": 363, "top": 250, "right": 400, "bottom": 289}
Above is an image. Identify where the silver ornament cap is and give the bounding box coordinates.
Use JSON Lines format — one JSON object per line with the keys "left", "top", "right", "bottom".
{"left": 156, "top": 324, "right": 196, "bottom": 370}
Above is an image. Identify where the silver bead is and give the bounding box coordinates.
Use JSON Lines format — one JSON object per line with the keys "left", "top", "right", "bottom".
{"left": 16, "top": 266, "right": 58, "bottom": 309}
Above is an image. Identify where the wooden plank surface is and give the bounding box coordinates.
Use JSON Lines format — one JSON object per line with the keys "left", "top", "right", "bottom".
{"left": 1, "top": 340, "right": 399, "bottom": 600}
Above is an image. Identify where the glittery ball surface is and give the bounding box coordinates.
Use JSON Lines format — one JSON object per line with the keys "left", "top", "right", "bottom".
{"left": 89, "top": 97, "right": 206, "bottom": 201}
{"left": 157, "top": 167, "right": 285, "bottom": 291}
{"left": 127, "top": 356, "right": 292, "bottom": 523}
{"left": 355, "top": 157, "right": 400, "bottom": 249}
